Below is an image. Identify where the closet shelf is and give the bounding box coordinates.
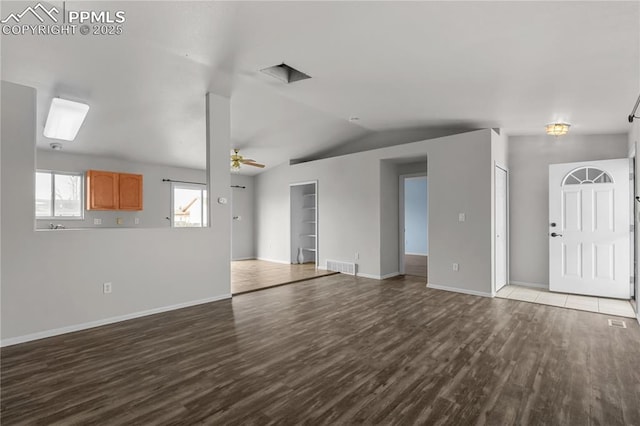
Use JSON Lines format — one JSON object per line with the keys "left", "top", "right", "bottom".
{"left": 302, "top": 248, "right": 316, "bottom": 252}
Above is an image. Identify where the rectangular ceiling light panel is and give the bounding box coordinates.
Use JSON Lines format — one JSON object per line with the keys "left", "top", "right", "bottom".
{"left": 43, "top": 98, "right": 90, "bottom": 141}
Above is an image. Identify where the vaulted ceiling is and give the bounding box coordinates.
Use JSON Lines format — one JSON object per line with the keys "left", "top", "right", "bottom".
{"left": 2, "top": 1, "right": 638, "bottom": 174}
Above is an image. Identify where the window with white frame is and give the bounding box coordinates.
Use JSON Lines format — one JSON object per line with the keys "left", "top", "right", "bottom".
{"left": 171, "top": 182, "right": 208, "bottom": 227}
{"left": 35, "top": 170, "right": 84, "bottom": 219}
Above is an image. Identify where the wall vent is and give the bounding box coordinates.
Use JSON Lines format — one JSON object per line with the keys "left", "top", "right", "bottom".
{"left": 326, "top": 260, "right": 357, "bottom": 276}
{"left": 260, "top": 63, "right": 311, "bottom": 84}
{"left": 608, "top": 319, "right": 627, "bottom": 328}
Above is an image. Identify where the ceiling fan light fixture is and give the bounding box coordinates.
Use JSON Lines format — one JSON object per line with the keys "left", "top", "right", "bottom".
{"left": 545, "top": 122, "right": 571, "bottom": 137}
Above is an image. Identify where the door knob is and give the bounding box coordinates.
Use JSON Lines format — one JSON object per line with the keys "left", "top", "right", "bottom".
{"left": 550, "top": 232, "right": 563, "bottom": 237}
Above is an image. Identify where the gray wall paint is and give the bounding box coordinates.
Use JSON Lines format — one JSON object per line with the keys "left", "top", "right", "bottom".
{"left": 630, "top": 121, "right": 639, "bottom": 315}
{"left": 380, "top": 160, "right": 400, "bottom": 276}
{"left": 405, "top": 177, "right": 428, "bottom": 255}
{"left": 36, "top": 150, "right": 206, "bottom": 229}
{"left": 231, "top": 174, "right": 255, "bottom": 260}
{"left": 1, "top": 82, "right": 231, "bottom": 343}
{"left": 508, "top": 133, "right": 628, "bottom": 287}
{"left": 255, "top": 129, "right": 495, "bottom": 294}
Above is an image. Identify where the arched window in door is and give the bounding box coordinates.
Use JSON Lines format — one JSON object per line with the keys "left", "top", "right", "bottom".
{"left": 562, "top": 167, "right": 613, "bottom": 185}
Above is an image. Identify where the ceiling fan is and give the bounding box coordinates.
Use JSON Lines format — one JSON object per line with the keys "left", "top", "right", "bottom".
{"left": 231, "top": 149, "right": 265, "bottom": 171}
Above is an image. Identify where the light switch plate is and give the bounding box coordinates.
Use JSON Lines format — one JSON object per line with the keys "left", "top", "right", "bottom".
{"left": 94, "top": 218, "right": 102, "bottom": 225}
{"left": 458, "top": 213, "right": 465, "bottom": 222}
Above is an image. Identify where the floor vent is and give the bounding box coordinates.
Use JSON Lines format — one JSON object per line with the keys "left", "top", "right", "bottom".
{"left": 326, "top": 260, "right": 357, "bottom": 276}
{"left": 608, "top": 319, "right": 627, "bottom": 329}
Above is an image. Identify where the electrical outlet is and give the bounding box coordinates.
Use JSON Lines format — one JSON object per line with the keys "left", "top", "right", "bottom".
{"left": 134, "top": 217, "right": 140, "bottom": 225}
{"left": 116, "top": 218, "right": 124, "bottom": 225}
{"left": 452, "top": 263, "right": 459, "bottom": 272}
{"left": 94, "top": 218, "right": 102, "bottom": 225}
{"left": 103, "top": 282, "right": 112, "bottom": 294}
{"left": 355, "top": 252, "right": 360, "bottom": 260}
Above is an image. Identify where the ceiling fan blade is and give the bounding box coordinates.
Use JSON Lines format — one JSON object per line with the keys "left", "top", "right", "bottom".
{"left": 243, "top": 161, "right": 265, "bottom": 168}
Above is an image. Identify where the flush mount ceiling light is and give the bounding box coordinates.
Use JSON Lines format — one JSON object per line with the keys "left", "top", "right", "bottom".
{"left": 260, "top": 63, "right": 311, "bottom": 84}
{"left": 49, "top": 142, "right": 63, "bottom": 151}
{"left": 545, "top": 122, "right": 571, "bottom": 136}
{"left": 43, "top": 98, "right": 90, "bottom": 141}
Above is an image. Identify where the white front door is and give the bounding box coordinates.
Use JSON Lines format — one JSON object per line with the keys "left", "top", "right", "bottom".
{"left": 549, "top": 159, "right": 630, "bottom": 299}
{"left": 495, "top": 166, "right": 508, "bottom": 291}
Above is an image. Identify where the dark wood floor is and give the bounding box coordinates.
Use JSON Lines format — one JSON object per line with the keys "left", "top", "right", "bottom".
{"left": 2, "top": 275, "right": 639, "bottom": 425}
{"left": 231, "top": 259, "right": 336, "bottom": 294}
{"left": 404, "top": 254, "right": 427, "bottom": 278}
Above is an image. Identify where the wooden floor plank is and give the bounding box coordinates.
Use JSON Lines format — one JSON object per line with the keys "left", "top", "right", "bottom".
{"left": 231, "top": 259, "right": 336, "bottom": 294}
{"left": 2, "top": 274, "right": 639, "bottom": 424}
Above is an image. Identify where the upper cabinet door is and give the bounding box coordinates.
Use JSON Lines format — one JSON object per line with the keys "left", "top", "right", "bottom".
{"left": 118, "top": 173, "right": 143, "bottom": 210}
{"left": 87, "top": 170, "right": 119, "bottom": 210}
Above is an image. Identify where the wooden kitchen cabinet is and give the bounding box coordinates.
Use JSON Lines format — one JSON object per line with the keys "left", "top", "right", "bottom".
{"left": 86, "top": 170, "right": 143, "bottom": 211}
{"left": 118, "top": 173, "right": 143, "bottom": 210}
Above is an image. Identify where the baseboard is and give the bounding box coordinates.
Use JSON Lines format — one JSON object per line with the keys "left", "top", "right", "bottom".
{"left": 232, "top": 257, "right": 256, "bottom": 261}
{"left": 357, "top": 272, "right": 380, "bottom": 279}
{"left": 256, "top": 257, "right": 291, "bottom": 265}
{"left": 510, "top": 280, "right": 548, "bottom": 290}
{"left": 0, "top": 294, "right": 231, "bottom": 347}
{"left": 381, "top": 272, "right": 401, "bottom": 279}
{"left": 356, "top": 272, "right": 400, "bottom": 280}
{"left": 427, "top": 283, "right": 493, "bottom": 298}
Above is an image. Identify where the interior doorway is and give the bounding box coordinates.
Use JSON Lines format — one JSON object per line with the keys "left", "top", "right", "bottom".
{"left": 290, "top": 181, "right": 318, "bottom": 266}
{"left": 399, "top": 174, "right": 428, "bottom": 279}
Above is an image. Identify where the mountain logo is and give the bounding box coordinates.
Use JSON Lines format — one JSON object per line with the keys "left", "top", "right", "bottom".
{"left": 1, "top": 3, "right": 59, "bottom": 24}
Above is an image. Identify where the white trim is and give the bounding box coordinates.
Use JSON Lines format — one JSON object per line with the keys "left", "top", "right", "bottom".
{"left": 357, "top": 272, "right": 380, "bottom": 279}
{"left": 231, "top": 257, "right": 256, "bottom": 261}
{"left": 381, "top": 272, "right": 401, "bottom": 279}
{"left": 510, "top": 280, "right": 548, "bottom": 289}
{"left": 357, "top": 272, "right": 401, "bottom": 280}
{"left": 405, "top": 252, "right": 428, "bottom": 256}
{"left": 0, "top": 294, "right": 231, "bottom": 347}
{"left": 256, "top": 257, "right": 291, "bottom": 265}
{"left": 427, "top": 283, "right": 493, "bottom": 298}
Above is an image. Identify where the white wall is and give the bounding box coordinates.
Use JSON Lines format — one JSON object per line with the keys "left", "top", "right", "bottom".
{"left": 630, "top": 119, "right": 640, "bottom": 316}
{"left": 0, "top": 82, "right": 231, "bottom": 344}
{"left": 231, "top": 174, "right": 255, "bottom": 260}
{"left": 36, "top": 150, "right": 206, "bottom": 229}
{"left": 255, "top": 129, "right": 496, "bottom": 295}
{"left": 508, "top": 133, "right": 629, "bottom": 287}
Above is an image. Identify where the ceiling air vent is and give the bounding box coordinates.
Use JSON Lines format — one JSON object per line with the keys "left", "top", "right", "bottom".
{"left": 260, "top": 63, "right": 311, "bottom": 84}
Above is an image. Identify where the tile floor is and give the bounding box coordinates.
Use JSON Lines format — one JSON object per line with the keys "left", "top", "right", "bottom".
{"left": 496, "top": 285, "right": 637, "bottom": 318}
